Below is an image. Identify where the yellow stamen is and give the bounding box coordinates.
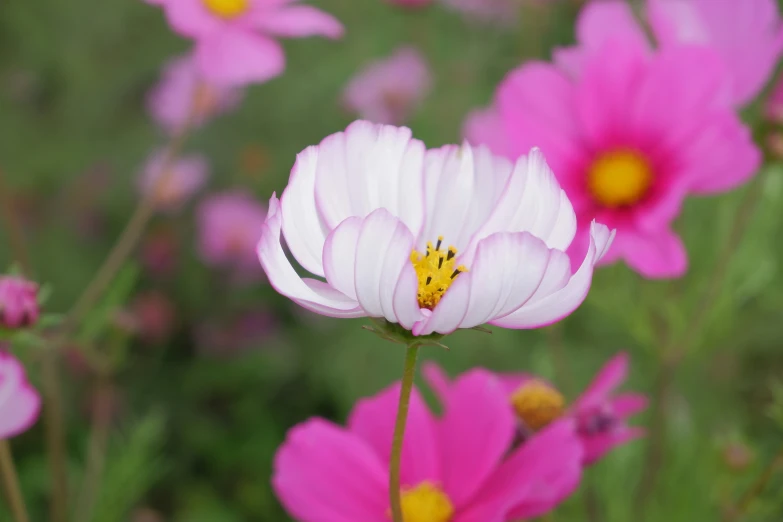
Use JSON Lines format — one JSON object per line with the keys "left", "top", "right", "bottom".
{"left": 410, "top": 236, "right": 467, "bottom": 310}
{"left": 202, "top": 0, "right": 249, "bottom": 19}
{"left": 395, "top": 482, "right": 454, "bottom": 522}
{"left": 510, "top": 380, "right": 565, "bottom": 431}
{"left": 587, "top": 149, "right": 652, "bottom": 208}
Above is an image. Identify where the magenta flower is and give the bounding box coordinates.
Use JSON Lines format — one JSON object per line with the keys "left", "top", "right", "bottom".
{"left": 274, "top": 370, "right": 583, "bottom": 521}
{"left": 555, "top": 0, "right": 783, "bottom": 107}
{"left": 342, "top": 47, "right": 432, "bottom": 125}
{"left": 469, "top": 35, "right": 760, "bottom": 278}
{"left": 138, "top": 150, "right": 209, "bottom": 212}
{"left": 147, "top": 52, "right": 243, "bottom": 134}
{"left": 0, "top": 276, "right": 39, "bottom": 329}
{"left": 425, "top": 352, "right": 648, "bottom": 466}
{"left": 149, "top": 0, "right": 344, "bottom": 86}
{"left": 767, "top": 74, "right": 783, "bottom": 123}
{"left": 258, "top": 121, "right": 614, "bottom": 336}
{"left": 198, "top": 190, "right": 267, "bottom": 276}
{"left": 0, "top": 352, "right": 41, "bottom": 439}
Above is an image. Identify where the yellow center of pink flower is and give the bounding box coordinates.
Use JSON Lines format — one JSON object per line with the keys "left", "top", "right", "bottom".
{"left": 588, "top": 150, "right": 652, "bottom": 208}
{"left": 395, "top": 482, "right": 454, "bottom": 522}
{"left": 410, "top": 237, "right": 467, "bottom": 310}
{"left": 202, "top": 0, "right": 249, "bottom": 19}
{"left": 510, "top": 380, "right": 565, "bottom": 431}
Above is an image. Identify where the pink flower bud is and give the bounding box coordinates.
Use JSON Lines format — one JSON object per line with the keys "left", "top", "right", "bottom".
{"left": 0, "top": 276, "right": 39, "bottom": 329}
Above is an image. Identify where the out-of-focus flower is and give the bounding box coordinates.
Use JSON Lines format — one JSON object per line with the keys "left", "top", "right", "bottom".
{"left": 274, "top": 370, "right": 582, "bottom": 521}
{"left": 147, "top": 52, "right": 244, "bottom": 134}
{"left": 141, "top": 224, "right": 181, "bottom": 277}
{"left": 258, "top": 121, "right": 613, "bottom": 337}
{"left": 342, "top": 47, "right": 432, "bottom": 125}
{"left": 148, "top": 0, "right": 344, "bottom": 86}
{"left": 128, "top": 291, "right": 178, "bottom": 344}
{"left": 424, "top": 352, "right": 648, "bottom": 467}
{"left": 0, "top": 276, "right": 39, "bottom": 329}
{"left": 555, "top": 0, "right": 783, "bottom": 107}
{"left": 721, "top": 441, "right": 755, "bottom": 473}
{"left": 198, "top": 190, "right": 267, "bottom": 276}
{"left": 137, "top": 150, "right": 209, "bottom": 212}
{"left": 471, "top": 35, "right": 759, "bottom": 278}
{"left": 0, "top": 352, "right": 41, "bottom": 439}
{"left": 195, "top": 309, "right": 278, "bottom": 357}
{"left": 767, "top": 74, "right": 783, "bottom": 124}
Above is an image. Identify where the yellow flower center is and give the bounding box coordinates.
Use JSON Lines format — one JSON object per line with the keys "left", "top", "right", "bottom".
{"left": 510, "top": 380, "right": 565, "bottom": 431}
{"left": 202, "top": 0, "right": 249, "bottom": 19}
{"left": 397, "top": 482, "right": 454, "bottom": 522}
{"left": 410, "top": 237, "right": 467, "bottom": 310}
{"left": 587, "top": 149, "right": 652, "bottom": 208}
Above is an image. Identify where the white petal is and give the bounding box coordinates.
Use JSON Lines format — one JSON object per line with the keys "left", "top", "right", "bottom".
{"left": 281, "top": 146, "right": 331, "bottom": 277}
{"left": 463, "top": 148, "right": 577, "bottom": 263}
{"left": 412, "top": 278, "right": 470, "bottom": 337}
{"left": 322, "top": 216, "right": 362, "bottom": 300}
{"left": 353, "top": 208, "right": 425, "bottom": 328}
{"left": 258, "top": 195, "right": 365, "bottom": 318}
{"left": 418, "top": 143, "right": 513, "bottom": 251}
{"left": 313, "top": 121, "right": 426, "bottom": 236}
{"left": 490, "top": 221, "right": 615, "bottom": 329}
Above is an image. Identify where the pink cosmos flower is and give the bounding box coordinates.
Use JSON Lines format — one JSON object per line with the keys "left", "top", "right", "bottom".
{"left": 0, "top": 352, "right": 41, "bottom": 439}
{"left": 149, "top": 0, "right": 344, "bottom": 86}
{"left": 342, "top": 47, "right": 432, "bottom": 126}
{"left": 424, "top": 352, "right": 648, "bottom": 466}
{"left": 198, "top": 190, "right": 267, "bottom": 276}
{"left": 468, "top": 36, "right": 760, "bottom": 278}
{"left": 0, "top": 276, "right": 39, "bottom": 329}
{"left": 555, "top": 0, "right": 783, "bottom": 107}
{"left": 147, "top": 52, "right": 243, "bottom": 134}
{"left": 273, "top": 369, "right": 583, "bottom": 521}
{"left": 138, "top": 150, "right": 209, "bottom": 212}
{"left": 258, "top": 121, "right": 614, "bottom": 336}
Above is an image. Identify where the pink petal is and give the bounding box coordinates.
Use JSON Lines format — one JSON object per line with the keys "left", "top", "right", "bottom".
{"left": 157, "top": 0, "right": 223, "bottom": 38}
{"left": 280, "top": 146, "right": 332, "bottom": 277}
{"left": 195, "top": 30, "right": 285, "bottom": 87}
{"left": 257, "top": 194, "right": 365, "bottom": 317}
{"left": 422, "top": 362, "right": 452, "bottom": 401}
{"left": 582, "top": 426, "right": 645, "bottom": 465}
{"left": 573, "top": 353, "right": 629, "bottom": 412}
{"left": 346, "top": 209, "right": 424, "bottom": 329}
{"left": 612, "top": 226, "right": 687, "bottom": 279}
{"left": 250, "top": 5, "right": 344, "bottom": 38}
{"left": 490, "top": 221, "right": 614, "bottom": 329}
{"left": 457, "top": 420, "right": 582, "bottom": 521}
{"left": 417, "top": 144, "right": 513, "bottom": 252}
{"left": 437, "top": 369, "right": 516, "bottom": 509}
{"left": 313, "top": 121, "right": 426, "bottom": 236}
{"left": 612, "top": 393, "right": 649, "bottom": 419}
{"left": 347, "top": 384, "right": 439, "bottom": 488}
{"left": 273, "top": 418, "right": 388, "bottom": 522}
{"left": 0, "top": 354, "right": 41, "bottom": 439}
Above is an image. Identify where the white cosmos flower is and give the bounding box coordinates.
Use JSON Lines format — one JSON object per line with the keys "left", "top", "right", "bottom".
{"left": 258, "top": 121, "right": 614, "bottom": 337}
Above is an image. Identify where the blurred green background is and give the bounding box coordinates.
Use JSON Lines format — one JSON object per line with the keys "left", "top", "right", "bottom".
{"left": 1, "top": 0, "right": 783, "bottom": 520}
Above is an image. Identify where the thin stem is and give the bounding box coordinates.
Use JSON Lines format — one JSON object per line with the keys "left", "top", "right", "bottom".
{"left": 724, "top": 445, "right": 783, "bottom": 522}
{"left": 41, "top": 352, "right": 68, "bottom": 522}
{"left": 0, "top": 439, "right": 30, "bottom": 522}
{"left": 389, "top": 343, "right": 421, "bottom": 522}
{"left": 635, "top": 171, "right": 768, "bottom": 511}
{"left": 0, "top": 166, "right": 31, "bottom": 274}
{"left": 73, "top": 377, "right": 113, "bottom": 522}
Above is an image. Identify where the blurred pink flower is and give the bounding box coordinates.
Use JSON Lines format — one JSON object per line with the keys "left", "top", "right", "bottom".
{"left": 147, "top": 52, "right": 244, "bottom": 134}
{"left": 141, "top": 225, "right": 181, "bottom": 276}
{"left": 0, "top": 276, "right": 39, "bottom": 329}
{"left": 138, "top": 150, "right": 209, "bottom": 212}
{"left": 342, "top": 47, "right": 432, "bottom": 125}
{"left": 129, "top": 291, "right": 178, "bottom": 343}
{"left": 767, "top": 74, "right": 783, "bottom": 123}
{"left": 198, "top": 190, "right": 267, "bottom": 276}
{"left": 274, "top": 370, "right": 582, "bottom": 521}
{"left": 149, "top": 0, "right": 344, "bottom": 86}
{"left": 424, "top": 352, "right": 647, "bottom": 468}
{"left": 195, "top": 310, "right": 278, "bottom": 357}
{"left": 0, "top": 352, "right": 41, "bottom": 439}
{"left": 258, "top": 121, "right": 614, "bottom": 335}
{"left": 555, "top": 0, "right": 783, "bottom": 106}
{"left": 470, "top": 36, "right": 759, "bottom": 278}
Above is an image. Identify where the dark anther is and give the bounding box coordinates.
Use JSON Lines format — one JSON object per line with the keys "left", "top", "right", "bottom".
{"left": 435, "top": 238, "right": 442, "bottom": 250}
{"left": 450, "top": 269, "right": 460, "bottom": 279}
{"left": 446, "top": 249, "right": 455, "bottom": 261}
{"left": 438, "top": 257, "right": 444, "bottom": 268}
{"left": 426, "top": 276, "right": 432, "bottom": 285}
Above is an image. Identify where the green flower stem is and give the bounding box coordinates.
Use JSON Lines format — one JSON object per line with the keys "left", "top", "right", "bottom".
{"left": 389, "top": 342, "right": 421, "bottom": 522}
{"left": 0, "top": 440, "right": 30, "bottom": 522}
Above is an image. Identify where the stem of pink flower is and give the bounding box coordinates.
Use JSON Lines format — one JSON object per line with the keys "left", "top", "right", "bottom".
{"left": 389, "top": 342, "right": 421, "bottom": 522}
{"left": 635, "top": 167, "right": 769, "bottom": 512}
{"left": 0, "top": 439, "right": 31, "bottom": 522}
